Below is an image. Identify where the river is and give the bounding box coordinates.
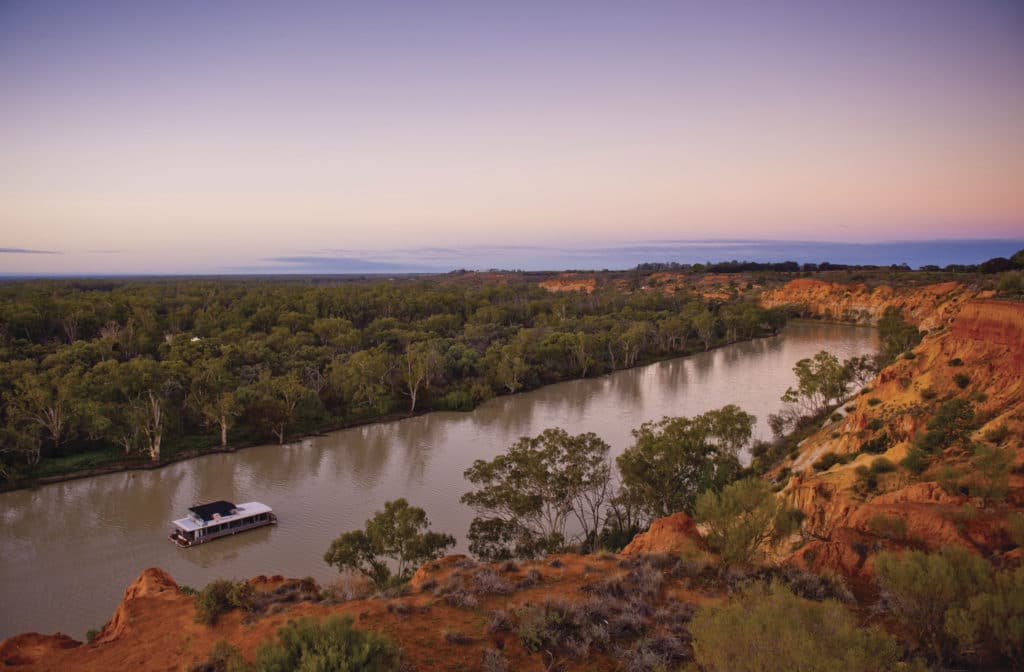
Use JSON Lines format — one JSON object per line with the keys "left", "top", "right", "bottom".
{"left": 0, "top": 321, "right": 877, "bottom": 639}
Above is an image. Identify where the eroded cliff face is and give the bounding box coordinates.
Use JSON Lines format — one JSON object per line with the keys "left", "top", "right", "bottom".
{"left": 759, "top": 278, "right": 984, "bottom": 330}
{"left": 773, "top": 296, "right": 1024, "bottom": 579}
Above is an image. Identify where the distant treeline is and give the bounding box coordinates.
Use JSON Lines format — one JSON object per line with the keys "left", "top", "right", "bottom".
{"left": 0, "top": 278, "right": 789, "bottom": 479}
{"left": 636, "top": 250, "right": 1024, "bottom": 275}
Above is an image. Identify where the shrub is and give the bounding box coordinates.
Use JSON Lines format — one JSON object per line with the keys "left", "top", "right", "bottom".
{"left": 472, "top": 568, "right": 512, "bottom": 595}
{"left": 866, "top": 397, "right": 882, "bottom": 407}
{"left": 870, "top": 457, "right": 897, "bottom": 474}
{"left": 85, "top": 628, "right": 100, "bottom": 644}
{"left": 920, "top": 387, "right": 938, "bottom": 401}
{"left": 860, "top": 432, "right": 891, "bottom": 455}
{"left": 480, "top": 648, "right": 510, "bottom": 672}
{"left": 874, "top": 547, "right": 992, "bottom": 665}
{"left": 866, "top": 418, "right": 884, "bottom": 431}
{"left": 192, "top": 640, "right": 246, "bottom": 672}
{"left": 252, "top": 615, "right": 399, "bottom": 671}
{"left": 983, "top": 425, "right": 1009, "bottom": 445}
{"left": 1008, "top": 513, "right": 1024, "bottom": 548}
{"left": 830, "top": 413, "right": 843, "bottom": 422}
{"left": 953, "top": 373, "right": 970, "bottom": 389}
{"left": 945, "top": 565, "right": 1024, "bottom": 665}
{"left": 903, "top": 352, "right": 916, "bottom": 359}
{"left": 948, "top": 358, "right": 963, "bottom": 367}
{"left": 854, "top": 466, "right": 877, "bottom": 496}
{"left": 694, "top": 478, "right": 781, "bottom": 565}
{"left": 443, "top": 630, "right": 475, "bottom": 645}
{"left": 812, "top": 451, "right": 851, "bottom": 472}
{"left": 194, "top": 579, "right": 255, "bottom": 625}
{"left": 900, "top": 447, "right": 929, "bottom": 475}
{"left": 690, "top": 582, "right": 900, "bottom": 672}
{"left": 868, "top": 514, "right": 907, "bottom": 540}
{"left": 916, "top": 399, "right": 975, "bottom": 453}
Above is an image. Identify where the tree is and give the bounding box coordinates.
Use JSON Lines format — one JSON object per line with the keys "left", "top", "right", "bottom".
{"left": 690, "top": 582, "right": 901, "bottom": 672}
{"left": 781, "top": 350, "right": 850, "bottom": 415}
{"left": 692, "top": 308, "right": 717, "bottom": 350}
{"left": 878, "top": 306, "right": 922, "bottom": 362}
{"left": 694, "top": 477, "right": 786, "bottom": 565}
{"left": 186, "top": 359, "right": 239, "bottom": 448}
{"left": 616, "top": 406, "right": 754, "bottom": 520}
{"left": 255, "top": 372, "right": 310, "bottom": 445}
{"left": 399, "top": 339, "right": 444, "bottom": 413}
{"left": 330, "top": 346, "right": 394, "bottom": 414}
{"left": 461, "top": 428, "right": 613, "bottom": 559}
{"left": 323, "top": 499, "right": 454, "bottom": 589}
{"left": 5, "top": 369, "right": 79, "bottom": 460}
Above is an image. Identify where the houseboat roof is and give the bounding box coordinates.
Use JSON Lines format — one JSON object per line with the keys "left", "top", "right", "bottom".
{"left": 172, "top": 501, "right": 273, "bottom": 533}
{"left": 189, "top": 500, "right": 237, "bottom": 521}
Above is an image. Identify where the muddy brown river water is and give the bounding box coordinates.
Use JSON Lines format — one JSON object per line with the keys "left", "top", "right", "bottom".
{"left": 0, "top": 321, "right": 877, "bottom": 639}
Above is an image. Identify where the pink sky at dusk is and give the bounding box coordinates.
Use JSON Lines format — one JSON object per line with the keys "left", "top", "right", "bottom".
{"left": 1, "top": 1, "right": 1022, "bottom": 274}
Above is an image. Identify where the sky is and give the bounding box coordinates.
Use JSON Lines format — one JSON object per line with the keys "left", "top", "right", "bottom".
{"left": 1, "top": 0, "right": 1023, "bottom": 274}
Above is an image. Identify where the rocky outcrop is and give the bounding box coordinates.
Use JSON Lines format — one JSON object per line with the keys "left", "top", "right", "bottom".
{"left": 93, "top": 568, "right": 180, "bottom": 645}
{"left": 621, "top": 512, "right": 709, "bottom": 556}
{"left": 539, "top": 274, "right": 597, "bottom": 294}
{"left": 759, "top": 279, "right": 980, "bottom": 329}
{"left": 778, "top": 295, "right": 1024, "bottom": 577}
{"left": 0, "top": 633, "right": 79, "bottom": 667}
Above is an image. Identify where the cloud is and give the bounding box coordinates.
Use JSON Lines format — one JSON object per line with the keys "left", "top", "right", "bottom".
{"left": 0, "top": 247, "right": 60, "bottom": 254}
{"left": 256, "top": 255, "right": 443, "bottom": 274}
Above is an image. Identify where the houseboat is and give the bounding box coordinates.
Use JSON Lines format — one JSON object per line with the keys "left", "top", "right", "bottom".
{"left": 169, "top": 500, "right": 276, "bottom": 547}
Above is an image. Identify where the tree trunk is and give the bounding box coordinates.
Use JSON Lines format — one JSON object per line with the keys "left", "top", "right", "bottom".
{"left": 220, "top": 417, "right": 228, "bottom": 447}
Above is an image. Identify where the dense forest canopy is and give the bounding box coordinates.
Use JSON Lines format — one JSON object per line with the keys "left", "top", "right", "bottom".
{"left": 0, "top": 276, "right": 788, "bottom": 479}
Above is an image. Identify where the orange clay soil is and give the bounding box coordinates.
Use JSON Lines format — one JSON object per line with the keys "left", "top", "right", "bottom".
{"left": 2, "top": 541, "right": 724, "bottom": 672}
{"left": 760, "top": 281, "right": 1023, "bottom": 580}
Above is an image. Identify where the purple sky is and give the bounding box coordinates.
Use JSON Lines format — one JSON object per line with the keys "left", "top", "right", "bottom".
{"left": 2, "top": 1, "right": 1023, "bottom": 273}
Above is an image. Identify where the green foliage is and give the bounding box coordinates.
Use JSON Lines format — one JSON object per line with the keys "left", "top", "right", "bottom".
{"left": 616, "top": 405, "right": 754, "bottom": 519}
{"left": 867, "top": 514, "right": 907, "bottom": 540}
{"left": 966, "top": 444, "right": 1010, "bottom": 504}
{"left": 252, "top": 615, "right": 399, "bottom": 672}
{"left": 690, "top": 582, "right": 901, "bottom": 672}
{"left": 194, "top": 579, "right": 256, "bottom": 625}
{"left": 812, "top": 451, "right": 852, "bottom": 472}
{"left": 323, "top": 499, "right": 454, "bottom": 589}
{"left": 983, "top": 424, "right": 1009, "bottom": 445}
{"left": 1006, "top": 513, "right": 1024, "bottom": 548}
{"left": 866, "top": 397, "right": 882, "bottom": 406}
{"left": 944, "top": 566, "right": 1024, "bottom": 665}
{"left": 780, "top": 351, "right": 851, "bottom": 415}
{"left": 199, "top": 640, "right": 247, "bottom": 672}
{"left": 694, "top": 477, "right": 784, "bottom": 565}
{"left": 900, "top": 446, "right": 929, "bottom": 475}
{"left": 866, "top": 418, "right": 883, "bottom": 431}
{"left": 85, "top": 628, "right": 100, "bottom": 644}
{"left": 461, "top": 428, "right": 612, "bottom": 559}
{"left": 0, "top": 277, "right": 786, "bottom": 479}
{"left": 875, "top": 547, "right": 993, "bottom": 665}
{"left": 877, "top": 306, "right": 922, "bottom": 364}
{"left": 952, "top": 373, "right": 971, "bottom": 389}
{"left": 947, "top": 358, "right": 963, "bottom": 367}
{"left": 860, "top": 432, "right": 891, "bottom": 454}
{"left": 915, "top": 399, "right": 975, "bottom": 453}
{"left": 919, "top": 387, "right": 937, "bottom": 400}
{"left": 870, "top": 457, "right": 896, "bottom": 474}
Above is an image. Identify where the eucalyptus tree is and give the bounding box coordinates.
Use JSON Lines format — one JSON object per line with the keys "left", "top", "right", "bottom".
{"left": 462, "top": 428, "right": 612, "bottom": 559}
{"left": 616, "top": 405, "right": 755, "bottom": 520}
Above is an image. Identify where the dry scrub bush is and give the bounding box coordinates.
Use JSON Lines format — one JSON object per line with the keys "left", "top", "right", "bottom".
{"left": 690, "top": 582, "right": 900, "bottom": 672}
